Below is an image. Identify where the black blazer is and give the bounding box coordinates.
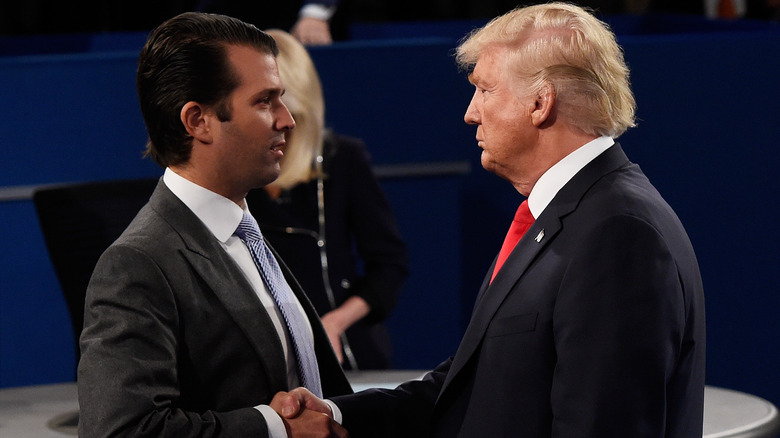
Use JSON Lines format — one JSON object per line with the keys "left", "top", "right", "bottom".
{"left": 247, "top": 133, "right": 408, "bottom": 369}
{"left": 78, "top": 180, "right": 352, "bottom": 437}
{"left": 333, "top": 144, "right": 706, "bottom": 437}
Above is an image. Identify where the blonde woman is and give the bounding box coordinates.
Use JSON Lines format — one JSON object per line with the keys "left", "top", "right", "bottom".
{"left": 246, "top": 29, "right": 408, "bottom": 370}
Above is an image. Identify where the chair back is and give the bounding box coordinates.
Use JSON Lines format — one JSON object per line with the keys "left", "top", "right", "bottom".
{"left": 32, "top": 178, "right": 159, "bottom": 362}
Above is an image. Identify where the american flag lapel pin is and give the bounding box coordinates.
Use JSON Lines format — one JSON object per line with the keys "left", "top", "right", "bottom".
{"left": 535, "top": 229, "right": 545, "bottom": 243}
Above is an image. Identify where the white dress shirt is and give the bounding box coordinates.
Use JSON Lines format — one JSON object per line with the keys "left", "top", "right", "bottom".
{"left": 527, "top": 136, "right": 614, "bottom": 219}
{"left": 299, "top": 3, "right": 336, "bottom": 21}
{"left": 163, "top": 168, "right": 313, "bottom": 438}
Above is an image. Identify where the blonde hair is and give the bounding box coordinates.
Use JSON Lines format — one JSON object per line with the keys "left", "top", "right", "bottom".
{"left": 456, "top": 2, "right": 636, "bottom": 138}
{"left": 266, "top": 29, "right": 326, "bottom": 189}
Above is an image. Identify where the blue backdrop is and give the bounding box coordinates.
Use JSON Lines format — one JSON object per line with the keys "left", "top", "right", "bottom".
{"left": 1, "top": 15, "right": 778, "bottom": 409}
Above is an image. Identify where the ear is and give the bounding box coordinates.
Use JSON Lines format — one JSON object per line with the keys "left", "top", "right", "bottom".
{"left": 531, "top": 82, "right": 555, "bottom": 127}
{"left": 180, "top": 101, "right": 214, "bottom": 144}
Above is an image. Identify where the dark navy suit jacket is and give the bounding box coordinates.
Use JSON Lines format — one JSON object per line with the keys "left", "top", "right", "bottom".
{"left": 333, "top": 144, "right": 706, "bottom": 437}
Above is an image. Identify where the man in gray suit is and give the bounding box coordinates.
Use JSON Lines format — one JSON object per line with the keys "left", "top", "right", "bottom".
{"left": 77, "top": 12, "right": 351, "bottom": 438}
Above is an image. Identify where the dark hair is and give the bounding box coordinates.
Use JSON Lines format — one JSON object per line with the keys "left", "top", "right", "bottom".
{"left": 137, "top": 12, "right": 278, "bottom": 167}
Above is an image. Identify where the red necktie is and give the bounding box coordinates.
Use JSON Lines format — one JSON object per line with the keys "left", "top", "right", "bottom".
{"left": 718, "top": 0, "right": 736, "bottom": 18}
{"left": 491, "top": 200, "right": 535, "bottom": 283}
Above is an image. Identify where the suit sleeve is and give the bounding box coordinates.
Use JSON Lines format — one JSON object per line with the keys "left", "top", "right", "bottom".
{"left": 550, "top": 214, "right": 686, "bottom": 437}
{"left": 77, "top": 244, "right": 268, "bottom": 438}
{"left": 331, "top": 358, "right": 451, "bottom": 438}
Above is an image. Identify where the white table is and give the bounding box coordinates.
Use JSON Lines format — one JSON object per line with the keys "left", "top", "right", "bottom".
{"left": 704, "top": 386, "right": 780, "bottom": 438}
{"left": 0, "top": 382, "right": 78, "bottom": 437}
{"left": 1, "top": 373, "right": 778, "bottom": 437}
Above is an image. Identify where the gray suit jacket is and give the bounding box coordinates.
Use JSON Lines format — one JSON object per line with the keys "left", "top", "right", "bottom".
{"left": 78, "top": 180, "right": 352, "bottom": 437}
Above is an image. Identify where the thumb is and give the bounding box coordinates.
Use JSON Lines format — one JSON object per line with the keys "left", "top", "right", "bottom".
{"left": 289, "top": 387, "right": 331, "bottom": 417}
{"left": 270, "top": 391, "right": 302, "bottom": 418}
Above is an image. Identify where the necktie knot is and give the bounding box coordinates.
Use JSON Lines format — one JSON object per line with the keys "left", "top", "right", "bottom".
{"left": 491, "top": 200, "right": 535, "bottom": 283}
{"left": 513, "top": 199, "right": 534, "bottom": 226}
{"left": 235, "top": 213, "right": 263, "bottom": 243}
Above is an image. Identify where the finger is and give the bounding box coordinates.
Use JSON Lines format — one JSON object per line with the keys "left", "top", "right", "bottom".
{"left": 287, "top": 387, "right": 333, "bottom": 417}
{"left": 332, "top": 421, "right": 350, "bottom": 438}
{"left": 270, "top": 390, "right": 302, "bottom": 418}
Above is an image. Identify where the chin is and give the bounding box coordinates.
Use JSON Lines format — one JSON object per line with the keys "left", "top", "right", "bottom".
{"left": 480, "top": 154, "right": 495, "bottom": 173}
{"left": 256, "top": 172, "right": 280, "bottom": 188}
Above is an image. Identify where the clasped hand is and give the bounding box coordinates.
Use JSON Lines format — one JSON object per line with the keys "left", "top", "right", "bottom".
{"left": 271, "top": 388, "right": 348, "bottom": 438}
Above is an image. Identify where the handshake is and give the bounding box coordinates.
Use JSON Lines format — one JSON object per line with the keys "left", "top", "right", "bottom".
{"left": 270, "top": 388, "right": 349, "bottom": 438}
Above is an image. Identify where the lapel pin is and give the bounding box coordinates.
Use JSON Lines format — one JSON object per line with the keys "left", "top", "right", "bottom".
{"left": 535, "top": 229, "right": 545, "bottom": 243}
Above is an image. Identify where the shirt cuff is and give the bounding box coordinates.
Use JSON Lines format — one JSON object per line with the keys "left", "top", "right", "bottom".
{"left": 299, "top": 3, "right": 336, "bottom": 21}
{"left": 255, "top": 405, "right": 288, "bottom": 438}
{"left": 324, "top": 399, "right": 343, "bottom": 424}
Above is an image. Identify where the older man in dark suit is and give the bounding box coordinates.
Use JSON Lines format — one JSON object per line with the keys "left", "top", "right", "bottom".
{"left": 275, "top": 3, "right": 706, "bottom": 437}
{"left": 77, "top": 12, "right": 351, "bottom": 438}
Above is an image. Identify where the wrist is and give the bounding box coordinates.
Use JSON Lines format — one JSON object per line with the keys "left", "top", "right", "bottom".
{"left": 324, "top": 399, "right": 343, "bottom": 424}
{"left": 322, "top": 308, "right": 350, "bottom": 333}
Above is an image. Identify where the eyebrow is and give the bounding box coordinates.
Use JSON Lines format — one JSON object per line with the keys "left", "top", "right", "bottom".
{"left": 251, "top": 88, "right": 283, "bottom": 101}
{"left": 469, "top": 69, "right": 489, "bottom": 88}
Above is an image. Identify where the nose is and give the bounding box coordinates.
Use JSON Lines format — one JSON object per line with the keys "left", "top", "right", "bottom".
{"left": 277, "top": 102, "right": 296, "bottom": 132}
{"left": 464, "top": 90, "right": 480, "bottom": 125}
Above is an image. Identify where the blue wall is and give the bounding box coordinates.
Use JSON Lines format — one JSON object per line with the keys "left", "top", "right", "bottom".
{"left": 1, "top": 16, "right": 779, "bottom": 409}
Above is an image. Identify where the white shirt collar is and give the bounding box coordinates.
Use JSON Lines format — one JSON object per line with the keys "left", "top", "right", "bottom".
{"left": 163, "top": 168, "right": 246, "bottom": 242}
{"left": 527, "top": 136, "right": 614, "bottom": 218}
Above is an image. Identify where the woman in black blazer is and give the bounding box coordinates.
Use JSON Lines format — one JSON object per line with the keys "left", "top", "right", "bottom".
{"left": 247, "top": 29, "right": 408, "bottom": 370}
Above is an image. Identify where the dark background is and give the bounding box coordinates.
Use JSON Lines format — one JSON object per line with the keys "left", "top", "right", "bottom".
{"left": 2, "top": 0, "right": 778, "bottom": 36}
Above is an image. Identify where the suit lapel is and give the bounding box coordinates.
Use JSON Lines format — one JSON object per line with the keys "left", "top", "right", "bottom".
{"left": 439, "top": 216, "right": 561, "bottom": 398}
{"left": 148, "top": 181, "right": 288, "bottom": 391}
{"left": 437, "top": 144, "right": 631, "bottom": 400}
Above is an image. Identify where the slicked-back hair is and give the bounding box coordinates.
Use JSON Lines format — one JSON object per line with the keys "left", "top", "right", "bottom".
{"left": 456, "top": 2, "right": 636, "bottom": 138}
{"left": 137, "top": 12, "right": 278, "bottom": 168}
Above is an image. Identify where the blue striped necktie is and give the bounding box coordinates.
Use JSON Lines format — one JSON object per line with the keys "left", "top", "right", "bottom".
{"left": 234, "top": 212, "right": 323, "bottom": 397}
